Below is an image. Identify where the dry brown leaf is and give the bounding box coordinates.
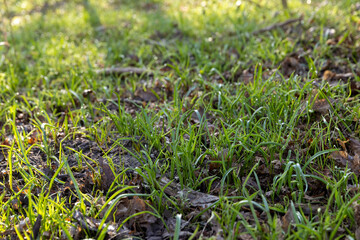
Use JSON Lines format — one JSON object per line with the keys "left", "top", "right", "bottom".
{"left": 281, "top": 57, "right": 300, "bottom": 77}
{"left": 330, "top": 150, "right": 360, "bottom": 174}
{"left": 349, "top": 138, "right": 360, "bottom": 156}
{"left": 99, "top": 157, "right": 115, "bottom": 194}
{"left": 99, "top": 196, "right": 157, "bottom": 230}
{"left": 353, "top": 202, "right": 360, "bottom": 240}
{"left": 159, "top": 177, "right": 219, "bottom": 208}
{"left": 240, "top": 69, "right": 254, "bottom": 84}
{"left": 311, "top": 98, "right": 336, "bottom": 114}
{"left": 126, "top": 196, "right": 158, "bottom": 228}
{"left": 330, "top": 151, "right": 351, "bottom": 166}
{"left": 282, "top": 207, "right": 296, "bottom": 231}
{"left": 323, "top": 70, "right": 336, "bottom": 81}
{"left": 337, "top": 138, "right": 349, "bottom": 151}
{"left": 73, "top": 210, "right": 122, "bottom": 237}
{"left": 312, "top": 99, "right": 330, "bottom": 113}
{"left": 134, "top": 88, "right": 159, "bottom": 102}
{"left": 28, "top": 137, "right": 37, "bottom": 145}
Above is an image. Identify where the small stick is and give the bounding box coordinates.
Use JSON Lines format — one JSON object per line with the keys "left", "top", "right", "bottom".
{"left": 95, "top": 67, "right": 151, "bottom": 76}
{"left": 282, "top": 0, "right": 288, "bottom": 9}
{"left": 119, "top": 98, "right": 144, "bottom": 105}
{"left": 332, "top": 73, "right": 354, "bottom": 80}
{"left": 252, "top": 16, "right": 303, "bottom": 35}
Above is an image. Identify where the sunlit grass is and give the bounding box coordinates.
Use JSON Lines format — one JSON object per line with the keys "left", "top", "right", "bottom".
{"left": 0, "top": 0, "right": 360, "bottom": 238}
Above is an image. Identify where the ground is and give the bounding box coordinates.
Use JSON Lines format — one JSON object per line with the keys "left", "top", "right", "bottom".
{"left": 1, "top": 0, "right": 360, "bottom": 239}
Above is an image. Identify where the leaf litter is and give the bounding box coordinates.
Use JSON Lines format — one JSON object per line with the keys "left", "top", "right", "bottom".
{"left": 2, "top": 2, "right": 360, "bottom": 239}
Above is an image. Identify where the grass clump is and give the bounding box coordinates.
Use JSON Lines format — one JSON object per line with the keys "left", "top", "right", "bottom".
{"left": 1, "top": 0, "right": 360, "bottom": 239}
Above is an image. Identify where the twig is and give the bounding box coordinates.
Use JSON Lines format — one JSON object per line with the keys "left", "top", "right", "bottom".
{"left": 95, "top": 67, "right": 151, "bottom": 76}
{"left": 332, "top": 73, "right": 354, "bottom": 80}
{"left": 282, "top": 0, "right": 288, "bottom": 9}
{"left": 119, "top": 98, "right": 144, "bottom": 105}
{"left": 252, "top": 16, "right": 303, "bottom": 35}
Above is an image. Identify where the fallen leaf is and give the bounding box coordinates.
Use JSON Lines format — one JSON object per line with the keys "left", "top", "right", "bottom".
{"left": 330, "top": 151, "right": 352, "bottom": 166}
{"left": 28, "top": 137, "right": 37, "bottom": 145}
{"left": 311, "top": 98, "right": 336, "bottom": 114}
{"left": 32, "top": 214, "right": 42, "bottom": 240}
{"left": 280, "top": 54, "right": 308, "bottom": 77}
{"left": 98, "top": 196, "right": 158, "bottom": 232}
{"left": 134, "top": 88, "right": 159, "bottom": 102}
{"left": 159, "top": 177, "right": 219, "bottom": 208}
{"left": 323, "top": 70, "right": 336, "bottom": 81}
{"left": 330, "top": 151, "right": 360, "bottom": 174}
{"left": 282, "top": 207, "right": 296, "bottom": 231}
{"left": 73, "top": 210, "right": 122, "bottom": 238}
{"left": 239, "top": 69, "right": 254, "bottom": 84}
{"left": 353, "top": 202, "right": 360, "bottom": 240}
{"left": 98, "top": 157, "right": 115, "bottom": 194}
{"left": 349, "top": 138, "right": 360, "bottom": 156}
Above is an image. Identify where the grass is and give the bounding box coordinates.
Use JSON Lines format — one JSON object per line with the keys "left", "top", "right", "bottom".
{"left": 1, "top": 0, "right": 360, "bottom": 239}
